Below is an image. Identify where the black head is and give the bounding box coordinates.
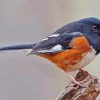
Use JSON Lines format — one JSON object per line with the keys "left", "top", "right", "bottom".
{"left": 77, "top": 17, "right": 100, "bottom": 54}
{"left": 53, "top": 17, "right": 100, "bottom": 54}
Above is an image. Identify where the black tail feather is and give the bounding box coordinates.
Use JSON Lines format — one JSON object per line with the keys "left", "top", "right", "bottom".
{"left": 0, "top": 43, "right": 36, "bottom": 51}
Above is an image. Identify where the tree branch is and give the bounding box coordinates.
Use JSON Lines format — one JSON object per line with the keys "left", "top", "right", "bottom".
{"left": 56, "top": 70, "right": 100, "bottom": 100}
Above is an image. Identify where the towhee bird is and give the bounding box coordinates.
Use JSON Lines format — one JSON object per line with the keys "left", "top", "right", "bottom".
{"left": 0, "top": 17, "right": 100, "bottom": 85}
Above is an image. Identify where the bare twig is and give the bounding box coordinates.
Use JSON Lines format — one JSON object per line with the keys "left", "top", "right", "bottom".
{"left": 56, "top": 70, "right": 100, "bottom": 100}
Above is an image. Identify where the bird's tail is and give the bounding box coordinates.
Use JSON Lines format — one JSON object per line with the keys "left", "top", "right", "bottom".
{"left": 0, "top": 43, "right": 36, "bottom": 52}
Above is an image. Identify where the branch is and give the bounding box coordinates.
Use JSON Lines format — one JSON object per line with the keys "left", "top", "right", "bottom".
{"left": 56, "top": 70, "right": 100, "bottom": 100}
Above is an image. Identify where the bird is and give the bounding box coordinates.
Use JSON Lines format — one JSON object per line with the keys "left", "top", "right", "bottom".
{"left": 0, "top": 17, "right": 100, "bottom": 85}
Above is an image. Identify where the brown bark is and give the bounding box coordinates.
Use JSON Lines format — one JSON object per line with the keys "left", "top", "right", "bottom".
{"left": 56, "top": 70, "right": 100, "bottom": 100}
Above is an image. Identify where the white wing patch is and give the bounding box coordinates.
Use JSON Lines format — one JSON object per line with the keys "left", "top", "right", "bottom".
{"left": 71, "top": 32, "right": 82, "bottom": 35}
{"left": 40, "top": 38, "right": 48, "bottom": 41}
{"left": 38, "top": 44, "right": 62, "bottom": 53}
{"left": 48, "top": 34, "right": 59, "bottom": 37}
{"left": 52, "top": 44, "right": 62, "bottom": 50}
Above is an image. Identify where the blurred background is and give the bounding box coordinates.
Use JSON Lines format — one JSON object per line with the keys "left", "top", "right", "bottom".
{"left": 0, "top": 0, "right": 100, "bottom": 100}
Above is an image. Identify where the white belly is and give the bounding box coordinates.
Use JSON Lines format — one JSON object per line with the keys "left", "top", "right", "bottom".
{"left": 66, "top": 47, "right": 96, "bottom": 72}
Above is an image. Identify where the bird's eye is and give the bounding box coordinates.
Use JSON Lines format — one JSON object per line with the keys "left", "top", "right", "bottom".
{"left": 92, "top": 25, "right": 97, "bottom": 31}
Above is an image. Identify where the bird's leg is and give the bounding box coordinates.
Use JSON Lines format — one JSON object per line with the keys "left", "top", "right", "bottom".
{"left": 68, "top": 73, "right": 84, "bottom": 87}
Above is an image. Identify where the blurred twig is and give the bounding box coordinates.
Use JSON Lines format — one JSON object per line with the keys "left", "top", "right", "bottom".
{"left": 56, "top": 70, "right": 100, "bottom": 100}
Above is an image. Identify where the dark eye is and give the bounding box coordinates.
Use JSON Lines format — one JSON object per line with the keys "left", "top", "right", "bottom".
{"left": 92, "top": 25, "right": 97, "bottom": 31}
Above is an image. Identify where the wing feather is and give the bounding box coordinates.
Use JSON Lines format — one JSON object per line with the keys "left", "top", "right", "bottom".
{"left": 28, "top": 32, "right": 83, "bottom": 55}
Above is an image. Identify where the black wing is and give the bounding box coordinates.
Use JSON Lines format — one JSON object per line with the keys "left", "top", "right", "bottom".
{"left": 28, "top": 32, "right": 83, "bottom": 55}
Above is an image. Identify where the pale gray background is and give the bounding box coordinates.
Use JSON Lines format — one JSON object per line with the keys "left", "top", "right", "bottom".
{"left": 0, "top": 0, "right": 100, "bottom": 100}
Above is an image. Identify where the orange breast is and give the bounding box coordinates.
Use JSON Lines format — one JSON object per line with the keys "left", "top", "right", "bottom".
{"left": 40, "top": 36, "right": 92, "bottom": 71}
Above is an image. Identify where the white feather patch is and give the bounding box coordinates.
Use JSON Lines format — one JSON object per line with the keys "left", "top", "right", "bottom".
{"left": 40, "top": 38, "right": 48, "bottom": 41}
{"left": 71, "top": 32, "right": 82, "bottom": 35}
{"left": 38, "top": 44, "right": 62, "bottom": 53}
{"left": 48, "top": 34, "right": 59, "bottom": 37}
